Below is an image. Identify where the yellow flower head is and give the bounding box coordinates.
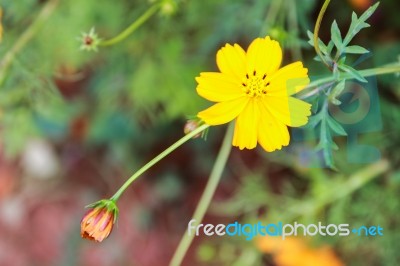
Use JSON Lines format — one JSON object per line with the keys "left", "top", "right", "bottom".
{"left": 196, "top": 36, "right": 311, "bottom": 152}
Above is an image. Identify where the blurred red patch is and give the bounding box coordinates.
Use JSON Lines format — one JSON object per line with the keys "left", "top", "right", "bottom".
{"left": 348, "top": 0, "right": 373, "bottom": 11}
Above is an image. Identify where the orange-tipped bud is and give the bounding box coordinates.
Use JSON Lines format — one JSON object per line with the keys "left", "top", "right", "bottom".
{"left": 80, "top": 199, "right": 119, "bottom": 242}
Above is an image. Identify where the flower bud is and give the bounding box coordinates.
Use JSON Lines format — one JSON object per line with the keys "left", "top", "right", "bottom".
{"left": 184, "top": 120, "right": 201, "bottom": 138}
{"left": 80, "top": 199, "right": 119, "bottom": 242}
{"left": 78, "top": 28, "right": 101, "bottom": 52}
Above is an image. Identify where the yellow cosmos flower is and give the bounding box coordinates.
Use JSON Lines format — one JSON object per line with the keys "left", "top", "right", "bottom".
{"left": 197, "top": 36, "right": 311, "bottom": 152}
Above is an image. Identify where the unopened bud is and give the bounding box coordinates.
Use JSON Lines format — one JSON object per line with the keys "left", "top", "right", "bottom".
{"left": 81, "top": 199, "right": 119, "bottom": 242}
{"left": 78, "top": 27, "right": 101, "bottom": 52}
{"left": 184, "top": 120, "right": 201, "bottom": 138}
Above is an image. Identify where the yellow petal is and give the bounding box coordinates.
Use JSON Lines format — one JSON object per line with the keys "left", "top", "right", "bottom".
{"left": 257, "top": 103, "right": 290, "bottom": 152}
{"left": 262, "top": 96, "right": 311, "bottom": 127}
{"left": 232, "top": 99, "right": 259, "bottom": 149}
{"left": 246, "top": 36, "right": 282, "bottom": 77}
{"left": 196, "top": 72, "right": 244, "bottom": 102}
{"left": 217, "top": 43, "right": 247, "bottom": 79}
{"left": 267, "top": 62, "right": 310, "bottom": 96}
{"left": 198, "top": 97, "right": 249, "bottom": 125}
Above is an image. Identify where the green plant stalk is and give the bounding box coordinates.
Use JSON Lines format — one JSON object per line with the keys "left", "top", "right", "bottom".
{"left": 110, "top": 123, "right": 210, "bottom": 201}
{"left": 301, "top": 64, "right": 400, "bottom": 98}
{"left": 259, "top": 0, "right": 283, "bottom": 35}
{"left": 286, "top": 159, "right": 389, "bottom": 219}
{"left": 313, "top": 0, "right": 331, "bottom": 70}
{"left": 0, "top": 0, "right": 58, "bottom": 87}
{"left": 100, "top": 4, "right": 160, "bottom": 47}
{"left": 169, "top": 123, "right": 234, "bottom": 266}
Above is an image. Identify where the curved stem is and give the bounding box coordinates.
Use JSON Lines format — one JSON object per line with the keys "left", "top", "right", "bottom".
{"left": 100, "top": 4, "right": 160, "bottom": 47}
{"left": 0, "top": 0, "right": 58, "bottom": 86}
{"left": 110, "top": 124, "right": 210, "bottom": 201}
{"left": 313, "top": 0, "right": 331, "bottom": 70}
{"left": 169, "top": 123, "right": 234, "bottom": 266}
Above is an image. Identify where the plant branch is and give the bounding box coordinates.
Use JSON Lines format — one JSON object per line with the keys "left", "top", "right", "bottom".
{"left": 100, "top": 4, "right": 160, "bottom": 47}
{"left": 111, "top": 124, "right": 210, "bottom": 201}
{"left": 169, "top": 123, "right": 234, "bottom": 266}
{"left": 286, "top": 159, "right": 390, "bottom": 219}
{"left": 299, "top": 64, "right": 400, "bottom": 99}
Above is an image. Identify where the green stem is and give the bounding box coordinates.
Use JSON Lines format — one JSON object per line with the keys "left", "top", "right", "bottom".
{"left": 99, "top": 4, "right": 160, "bottom": 47}
{"left": 358, "top": 65, "right": 400, "bottom": 77}
{"left": 169, "top": 123, "right": 234, "bottom": 266}
{"left": 259, "top": 0, "right": 283, "bottom": 35}
{"left": 0, "top": 0, "right": 58, "bottom": 86}
{"left": 300, "top": 64, "right": 400, "bottom": 99}
{"left": 110, "top": 124, "right": 210, "bottom": 201}
{"left": 313, "top": 0, "right": 331, "bottom": 70}
{"left": 286, "top": 159, "right": 389, "bottom": 219}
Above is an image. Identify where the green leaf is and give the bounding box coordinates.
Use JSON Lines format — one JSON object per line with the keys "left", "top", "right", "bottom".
{"left": 331, "top": 20, "right": 343, "bottom": 51}
{"left": 351, "top": 11, "right": 358, "bottom": 24}
{"left": 330, "top": 80, "right": 346, "bottom": 105}
{"left": 327, "top": 116, "right": 347, "bottom": 136}
{"left": 331, "top": 141, "right": 339, "bottom": 151}
{"left": 311, "top": 97, "right": 320, "bottom": 114}
{"left": 307, "top": 30, "right": 329, "bottom": 55}
{"left": 307, "top": 114, "right": 322, "bottom": 128}
{"left": 359, "top": 2, "right": 380, "bottom": 22}
{"left": 307, "top": 30, "right": 313, "bottom": 43}
{"left": 327, "top": 40, "right": 335, "bottom": 55}
{"left": 330, "top": 98, "right": 341, "bottom": 105}
{"left": 313, "top": 113, "right": 337, "bottom": 168}
{"left": 338, "top": 64, "right": 368, "bottom": 83}
{"left": 313, "top": 56, "right": 322, "bottom": 62}
{"left": 337, "top": 55, "right": 346, "bottom": 65}
{"left": 312, "top": 101, "right": 350, "bottom": 168}
{"left": 343, "top": 2, "right": 380, "bottom": 47}
{"left": 331, "top": 80, "right": 346, "bottom": 97}
{"left": 313, "top": 55, "right": 333, "bottom": 65}
{"left": 344, "top": 45, "right": 369, "bottom": 54}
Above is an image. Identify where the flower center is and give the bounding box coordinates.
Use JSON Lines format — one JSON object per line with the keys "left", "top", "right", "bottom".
{"left": 241, "top": 70, "right": 270, "bottom": 98}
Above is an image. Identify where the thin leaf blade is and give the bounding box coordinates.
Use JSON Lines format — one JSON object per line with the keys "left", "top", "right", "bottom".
{"left": 338, "top": 64, "right": 368, "bottom": 83}
{"left": 344, "top": 45, "right": 369, "bottom": 54}
{"left": 331, "top": 20, "right": 343, "bottom": 52}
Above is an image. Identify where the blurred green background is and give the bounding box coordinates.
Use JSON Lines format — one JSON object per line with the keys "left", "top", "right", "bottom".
{"left": 0, "top": 0, "right": 399, "bottom": 265}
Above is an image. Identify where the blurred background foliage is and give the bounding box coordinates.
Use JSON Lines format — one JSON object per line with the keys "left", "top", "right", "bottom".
{"left": 0, "top": 0, "right": 399, "bottom": 265}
